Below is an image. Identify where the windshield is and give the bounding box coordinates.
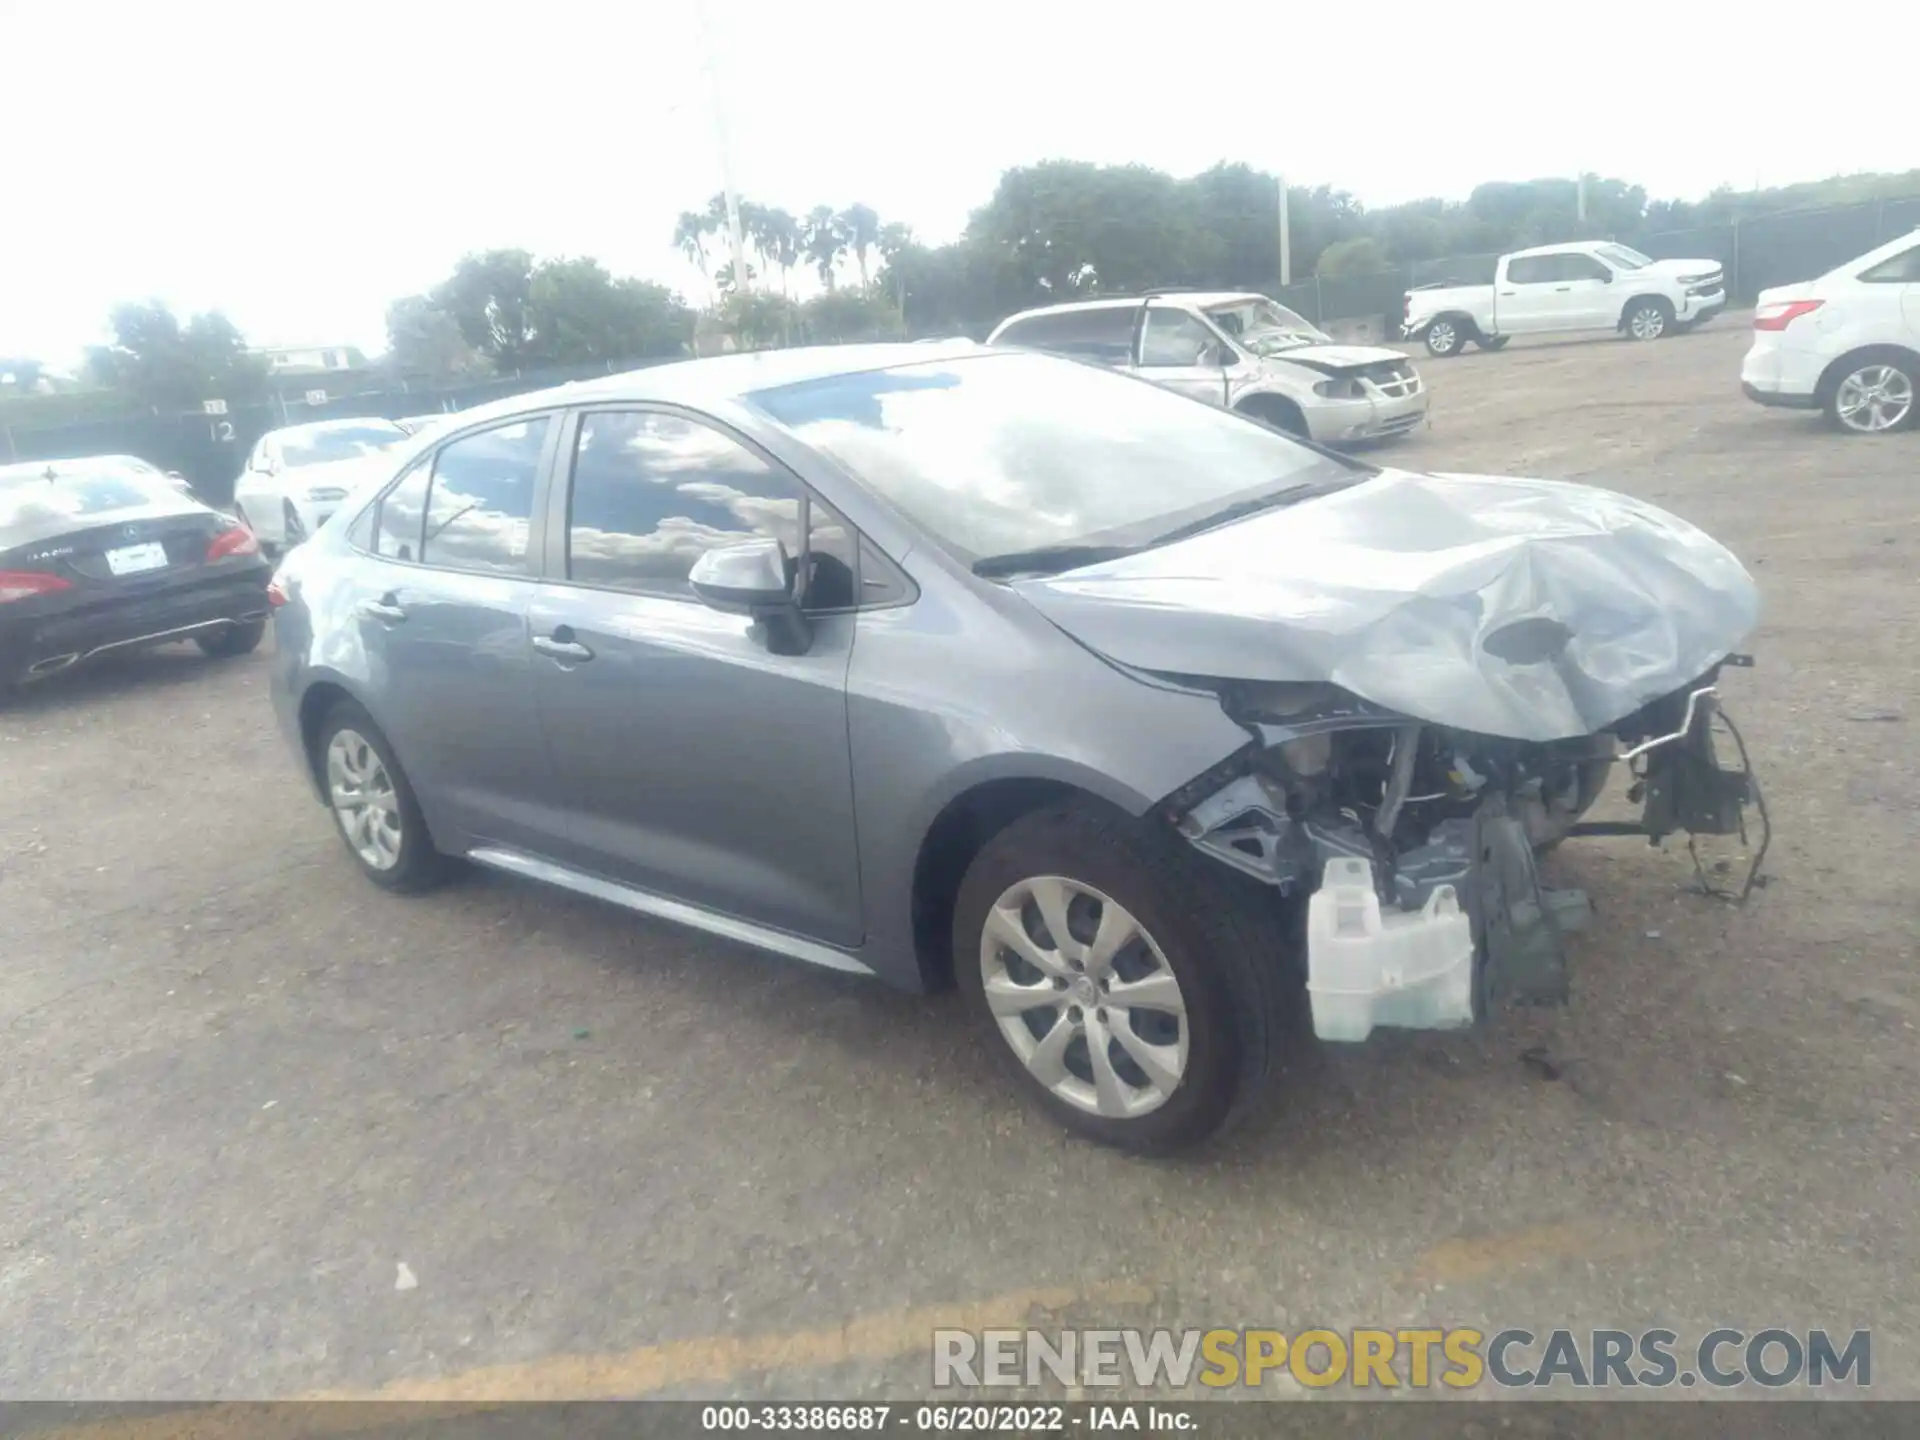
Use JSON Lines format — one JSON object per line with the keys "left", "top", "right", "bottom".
{"left": 1595, "top": 244, "right": 1653, "bottom": 271}
{"left": 1204, "top": 298, "right": 1328, "bottom": 355}
{"left": 751, "top": 352, "right": 1363, "bottom": 566}
{"left": 0, "top": 462, "right": 182, "bottom": 540}
{"left": 280, "top": 422, "right": 407, "bottom": 467}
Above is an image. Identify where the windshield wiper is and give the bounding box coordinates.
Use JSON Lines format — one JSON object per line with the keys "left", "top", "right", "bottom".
{"left": 1143, "top": 481, "right": 1326, "bottom": 548}
{"left": 971, "top": 543, "right": 1142, "bottom": 578}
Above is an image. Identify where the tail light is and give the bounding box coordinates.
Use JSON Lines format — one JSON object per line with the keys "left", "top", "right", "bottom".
{"left": 266, "top": 580, "right": 289, "bottom": 608}
{"left": 0, "top": 570, "right": 73, "bottom": 604}
{"left": 206, "top": 524, "right": 260, "bottom": 561}
{"left": 1753, "top": 299, "right": 1824, "bottom": 331}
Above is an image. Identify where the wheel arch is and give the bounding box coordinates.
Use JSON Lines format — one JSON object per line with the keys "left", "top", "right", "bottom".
{"left": 1617, "top": 292, "right": 1675, "bottom": 330}
{"left": 296, "top": 673, "right": 378, "bottom": 802}
{"left": 1814, "top": 342, "right": 1920, "bottom": 405}
{"left": 908, "top": 766, "right": 1153, "bottom": 991}
{"left": 1232, "top": 389, "right": 1309, "bottom": 435}
{"left": 1427, "top": 310, "right": 1481, "bottom": 340}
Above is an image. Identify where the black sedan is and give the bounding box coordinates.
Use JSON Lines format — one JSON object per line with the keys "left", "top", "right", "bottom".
{"left": 1, "top": 456, "right": 273, "bottom": 690}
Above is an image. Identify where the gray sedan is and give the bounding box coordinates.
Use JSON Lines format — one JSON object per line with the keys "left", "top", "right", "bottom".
{"left": 267, "top": 343, "right": 1762, "bottom": 1152}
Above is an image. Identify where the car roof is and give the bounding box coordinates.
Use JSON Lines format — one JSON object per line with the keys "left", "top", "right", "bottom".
{"left": 996, "top": 292, "right": 1263, "bottom": 325}
{"left": 264, "top": 416, "right": 410, "bottom": 441}
{"left": 1506, "top": 240, "right": 1614, "bottom": 260}
{"left": 440, "top": 341, "right": 991, "bottom": 431}
{"left": 0, "top": 453, "right": 157, "bottom": 481}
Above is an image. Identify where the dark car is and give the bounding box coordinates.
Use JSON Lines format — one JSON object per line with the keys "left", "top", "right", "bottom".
{"left": 0, "top": 455, "right": 273, "bottom": 690}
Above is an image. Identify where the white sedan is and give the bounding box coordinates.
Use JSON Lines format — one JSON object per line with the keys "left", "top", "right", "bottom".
{"left": 233, "top": 418, "right": 414, "bottom": 548}
{"left": 1741, "top": 229, "right": 1920, "bottom": 434}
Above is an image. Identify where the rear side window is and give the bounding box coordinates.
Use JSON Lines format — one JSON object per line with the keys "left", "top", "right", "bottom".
{"left": 1505, "top": 255, "right": 1555, "bottom": 284}
{"left": 374, "top": 462, "right": 429, "bottom": 560}
{"left": 995, "top": 308, "right": 1136, "bottom": 364}
{"left": 563, "top": 410, "right": 856, "bottom": 608}
{"left": 1860, "top": 245, "right": 1920, "bottom": 283}
{"left": 419, "top": 417, "right": 550, "bottom": 574}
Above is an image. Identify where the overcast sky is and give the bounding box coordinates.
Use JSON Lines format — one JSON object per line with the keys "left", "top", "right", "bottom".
{"left": 4, "top": 0, "right": 1913, "bottom": 366}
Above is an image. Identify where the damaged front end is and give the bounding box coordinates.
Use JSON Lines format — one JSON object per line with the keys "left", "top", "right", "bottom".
{"left": 1163, "top": 668, "right": 1768, "bottom": 1043}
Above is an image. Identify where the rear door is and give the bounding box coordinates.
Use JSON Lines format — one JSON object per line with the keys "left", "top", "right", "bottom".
{"left": 347, "top": 414, "right": 562, "bottom": 853}
{"left": 1494, "top": 254, "right": 1566, "bottom": 334}
{"left": 526, "top": 405, "right": 866, "bottom": 947}
{"left": 1857, "top": 240, "right": 1920, "bottom": 341}
{"left": 1134, "top": 304, "right": 1231, "bottom": 405}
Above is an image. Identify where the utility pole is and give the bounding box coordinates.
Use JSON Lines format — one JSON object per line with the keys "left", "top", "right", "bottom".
{"left": 696, "top": 0, "right": 749, "bottom": 294}
{"left": 1576, "top": 171, "right": 1587, "bottom": 225}
{"left": 1277, "top": 174, "right": 1291, "bottom": 287}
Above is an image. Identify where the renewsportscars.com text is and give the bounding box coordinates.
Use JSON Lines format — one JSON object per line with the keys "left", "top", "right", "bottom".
{"left": 933, "top": 1327, "right": 1871, "bottom": 1391}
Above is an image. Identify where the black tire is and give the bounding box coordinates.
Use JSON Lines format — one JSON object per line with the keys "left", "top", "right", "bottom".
{"left": 195, "top": 618, "right": 265, "bottom": 658}
{"left": 1476, "top": 334, "right": 1510, "bottom": 352}
{"left": 952, "top": 799, "right": 1293, "bottom": 1154}
{"left": 312, "top": 699, "right": 457, "bottom": 893}
{"left": 1622, "top": 296, "right": 1673, "bottom": 341}
{"left": 1821, "top": 349, "right": 1919, "bottom": 435}
{"left": 1424, "top": 318, "right": 1468, "bottom": 357}
{"left": 1237, "top": 396, "right": 1308, "bottom": 439}
{"left": 283, "top": 501, "right": 308, "bottom": 547}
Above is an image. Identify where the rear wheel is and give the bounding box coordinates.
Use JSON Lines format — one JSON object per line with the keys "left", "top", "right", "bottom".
{"left": 195, "top": 619, "right": 265, "bottom": 658}
{"left": 1476, "top": 334, "right": 1510, "bottom": 352}
{"left": 314, "top": 700, "right": 456, "bottom": 892}
{"left": 1824, "top": 352, "right": 1917, "bottom": 434}
{"left": 1623, "top": 297, "right": 1672, "bottom": 341}
{"left": 953, "top": 800, "right": 1291, "bottom": 1153}
{"left": 1424, "top": 318, "right": 1468, "bottom": 357}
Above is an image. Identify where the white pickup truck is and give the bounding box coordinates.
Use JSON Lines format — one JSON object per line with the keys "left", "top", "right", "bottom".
{"left": 1403, "top": 241, "right": 1727, "bottom": 357}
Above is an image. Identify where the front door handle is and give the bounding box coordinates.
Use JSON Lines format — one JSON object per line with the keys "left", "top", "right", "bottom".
{"left": 359, "top": 595, "right": 406, "bottom": 624}
{"left": 533, "top": 629, "right": 594, "bottom": 663}
{"left": 1554, "top": 285, "right": 1572, "bottom": 292}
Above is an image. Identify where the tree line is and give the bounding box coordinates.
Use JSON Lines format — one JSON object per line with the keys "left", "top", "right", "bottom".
{"left": 7, "top": 162, "right": 1914, "bottom": 418}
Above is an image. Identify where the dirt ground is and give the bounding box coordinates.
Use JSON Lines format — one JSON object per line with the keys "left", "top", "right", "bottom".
{"left": 3, "top": 321, "right": 1917, "bottom": 1407}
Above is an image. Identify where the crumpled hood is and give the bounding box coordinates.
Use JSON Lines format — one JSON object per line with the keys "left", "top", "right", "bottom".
{"left": 1011, "top": 469, "right": 1759, "bottom": 742}
{"left": 1260, "top": 342, "right": 1408, "bottom": 374}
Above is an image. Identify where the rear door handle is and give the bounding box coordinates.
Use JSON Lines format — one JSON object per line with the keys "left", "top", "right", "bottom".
{"left": 533, "top": 629, "right": 594, "bottom": 663}
{"left": 359, "top": 596, "right": 406, "bottom": 624}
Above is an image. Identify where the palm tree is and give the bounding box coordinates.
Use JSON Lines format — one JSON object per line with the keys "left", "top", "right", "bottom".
{"left": 749, "top": 206, "right": 803, "bottom": 297}
{"left": 673, "top": 210, "right": 713, "bottom": 278}
{"left": 803, "top": 206, "right": 846, "bottom": 290}
{"left": 838, "top": 204, "right": 881, "bottom": 292}
{"left": 877, "top": 222, "right": 914, "bottom": 311}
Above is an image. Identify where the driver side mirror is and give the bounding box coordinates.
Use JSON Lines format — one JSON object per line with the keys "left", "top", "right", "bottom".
{"left": 689, "top": 537, "right": 812, "bottom": 655}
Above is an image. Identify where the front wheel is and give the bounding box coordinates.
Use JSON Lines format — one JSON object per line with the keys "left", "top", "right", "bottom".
{"left": 1624, "top": 298, "right": 1672, "bottom": 341}
{"left": 953, "top": 801, "right": 1289, "bottom": 1153}
{"left": 1424, "top": 319, "right": 1467, "bottom": 357}
{"left": 1826, "top": 355, "right": 1917, "bottom": 434}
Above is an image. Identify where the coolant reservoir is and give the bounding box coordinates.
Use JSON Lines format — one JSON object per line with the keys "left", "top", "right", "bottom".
{"left": 1306, "top": 857, "right": 1476, "bottom": 1042}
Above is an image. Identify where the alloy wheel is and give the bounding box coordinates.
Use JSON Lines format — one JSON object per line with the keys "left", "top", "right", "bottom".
{"left": 1834, "top": 364, "right": 1914, "bottom": 433}
{"left": 1428, "top": 321, "right": 1456, "bottom": 355}
{"left": 978, "top": 875, "right": 1188, "bottom": 1119}
{"left": 1629, "top": 305, "right": 1666, "bottom": 340}
{"left": 326, "top": 728, "right": 403, "bottom": 871}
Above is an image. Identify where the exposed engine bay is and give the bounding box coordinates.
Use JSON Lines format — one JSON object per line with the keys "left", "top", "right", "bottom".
{"left": 1165, "top": 664, "right": 1768, "bottom": 1042}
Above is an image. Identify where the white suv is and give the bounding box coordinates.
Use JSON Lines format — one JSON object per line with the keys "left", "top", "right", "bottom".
{"left": 1741, "top": 230, "right": 1920, "bottom": 434}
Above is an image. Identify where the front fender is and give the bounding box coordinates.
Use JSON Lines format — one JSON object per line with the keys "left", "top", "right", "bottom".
{"left": 1226, "top": 372, "right": 1316, "bottom": 409}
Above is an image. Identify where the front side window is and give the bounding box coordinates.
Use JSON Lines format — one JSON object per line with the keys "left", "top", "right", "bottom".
{"left": 564, "top": 410, "right": 855, "bottom": 607}
{"left": 1138, "top": 308, "right": 1221, "bottom": 367}
{"left": 417, "top": 417, "right": 550, "bottom": 574}
{"left": 751, "top": 352, "right": 1362, "bottom": 566}
{"left": 1563, "top": 254, "right": 1613, "bottom": 282}
{"left": 1860, "top": 244, "right": 1920, "bottom": 283}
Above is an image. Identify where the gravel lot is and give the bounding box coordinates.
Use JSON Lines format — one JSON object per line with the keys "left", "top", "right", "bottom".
{"left": 4, "top": 321, "right": 1917, "bottom": 1405}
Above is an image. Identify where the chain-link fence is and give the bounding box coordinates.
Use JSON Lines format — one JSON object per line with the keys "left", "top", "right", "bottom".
{"left": 1269, "top": 196, "right": 1920, "bottom": 334}
{"left": 0, "top": 356, "right": 677, "bottom": 507}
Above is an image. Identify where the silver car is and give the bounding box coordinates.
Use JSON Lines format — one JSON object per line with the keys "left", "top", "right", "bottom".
{"left": 269, "top": 343, "right": 1762, "bottom": 1152}
{"left": 989, "top": 292, "right": 1428, "bottom": 445}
